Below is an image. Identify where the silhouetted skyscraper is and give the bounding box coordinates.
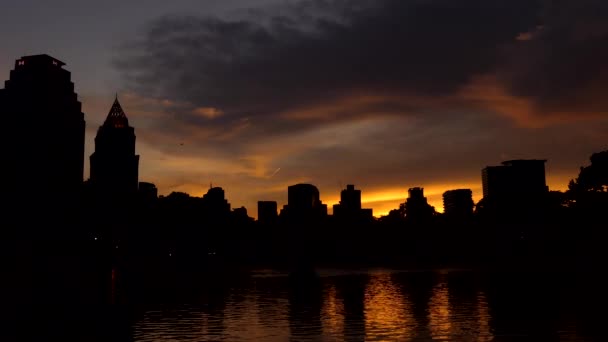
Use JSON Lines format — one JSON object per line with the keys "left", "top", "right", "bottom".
{"left": 342, "top": 185, "right": 362, "bottom": 209}
{"left": 501, "top": 160, "right": 548, "bottom": 195}
{"left": 288, "top": 184, "right": 321, "bottom": 210}
{"left": 443, "top": 189, "right": 474, "bottom": 219}
{"left": 482, "top": 160, "right": 547, "bottom": 202}
{"left": 282, "top": 184, "right": 328, "bottom": 221}
{"left": 481, "top": 159, "right": 548, "bottom": 218}
{"left": 404, "top": 187, "right": 435, "bottom": 221}
{"left": 0, "top": 55, "right": 85, "bottom": 204}
{"left": 202, "top": 187, "right": 231, "bottom": 216}
{"left": 333, "top": 185, "right": 373, "bottom": 221}
{"left": 258, "top": 201, "right": 278, "bottom": 225}
{"left": 89, "top": 97, "right": 139, "bottom": 199}
{"left": 481, "top": 166, "right": 510, "bottom": 199}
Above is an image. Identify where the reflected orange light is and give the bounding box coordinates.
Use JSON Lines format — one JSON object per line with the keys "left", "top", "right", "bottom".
{"left": 476, "top": 292, "right": 494, "bottom": 342}
{"left": 322, "top": 284, "right": 345, "bottom": 338}
{"left": 221, "top": 293, "right": 290, "bottom": 340}
{"left": 364, "top": 272, "right": 415, "bottom": 341}
{"left": 428, "top": 276, "right": 452, "bottom": 340}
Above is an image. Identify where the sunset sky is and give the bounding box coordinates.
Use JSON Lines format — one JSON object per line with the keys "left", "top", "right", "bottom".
{"left": 1, "top": 0, "right": 606, "bottom": 217}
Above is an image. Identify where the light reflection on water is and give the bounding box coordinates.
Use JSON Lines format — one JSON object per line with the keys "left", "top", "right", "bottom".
{"left": 364, "top": 272, "right": 416, "bottom": 341}
{"left": 129, "top": 269, "right": 591, "bottom": 342}
{"left": 428, "top": 276, "right": 452, "bottom": 340}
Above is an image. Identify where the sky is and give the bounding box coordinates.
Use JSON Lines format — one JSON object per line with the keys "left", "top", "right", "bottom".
{"left": 1, "top": 0, "right": 607, "bottom": 217}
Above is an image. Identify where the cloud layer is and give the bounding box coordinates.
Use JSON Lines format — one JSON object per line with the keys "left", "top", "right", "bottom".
{"left": 111, "top": 0, "right": 608, "bottom": 216}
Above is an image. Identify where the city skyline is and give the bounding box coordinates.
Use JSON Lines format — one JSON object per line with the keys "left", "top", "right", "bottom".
{"left": 1, "top": 0, "right": 606, "bottom": 218}
{"left": 2, "top": 3, "right": 607, "bottom": 340}
{"left": 0, "top": 54, "right": 590, "bottom": 218}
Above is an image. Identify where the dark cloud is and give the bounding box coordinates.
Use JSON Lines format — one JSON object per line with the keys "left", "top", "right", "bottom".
{"left": 114, "top": 0, "right": 543, "bottom": 144}
{"left": 111, "top": 0, "right": 608, "bottom": 213}
{"left": 498, "top": 0, "right": 608, "bottom": 116}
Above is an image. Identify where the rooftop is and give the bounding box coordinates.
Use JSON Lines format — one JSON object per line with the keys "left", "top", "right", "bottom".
{"left": 502, "top": 159, "right": 547, "bottom": 166}
{"left": 18, "top": 54, "right": 66, "bottom": 67}
{"left": 104, "top": 96, "right": 130, "bottom": 129}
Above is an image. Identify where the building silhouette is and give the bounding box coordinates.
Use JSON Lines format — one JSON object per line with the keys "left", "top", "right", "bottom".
{"left": 481, "top": 159, "right": 548, "bottom": 218}
{"left": 481, "top": 166, "right": 510, "bottom": 199}
{"left": 233, "top": 206, "right": 249, "bottom": 221}
{"left": 89, "top": 96, "right": 139, "bottom": 199}
{"left": 258, "top": 201, "right": 278, "bottom": 225}
{"left": 482, "top": 160, "right": 547, "bottom": 200}
{"left": 202, "top": 187, "right": 231, "bottom": 217}
{"left": 404, "top": 187, "right": 435, "bottom": 221}
{"left": 281, "top": 184, "right": 328, "bottom": 222}
{"left": 443, "top": 189, "right": 474, "bottom": 219}
{"left": 0, "top": 54, "right": 85, "bottom": 206}
{"left": 333, "top": 185, "right": 373, "bottom": 222}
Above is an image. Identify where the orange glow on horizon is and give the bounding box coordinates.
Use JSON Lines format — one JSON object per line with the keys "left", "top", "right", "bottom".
{"left": 324, "top": 182, "right": 483, "bottom": 217}
{"left": 148, "top": 173, "right": 574, "bottom": 219}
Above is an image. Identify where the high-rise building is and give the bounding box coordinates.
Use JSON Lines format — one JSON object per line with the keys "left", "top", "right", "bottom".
{"left": 443, "top": 189, "right": 474, "bottom": 219}
{"left": 258, "top": 201, "right": 278, "bottom": 225}
{"left": 341, "top": 185, "right": 362, "bottom": 210}
{"left": 482, "top": 159, "right": 548, "bottom": 201}
{"left": 404, "top": 187, "right": 435, "bottom": 221}
{"left": 0, "top": 55, "right": 85, "bottom": 203}
{"left": 281, "top": 184, "right": 328, "bottom": 221}
{"left": 502, "top": 160, "right": 548, "bottom": 195}
{"left": 89, "top": 96, "right": 139, "bottom": 199}
{"left": 288, "top": 184, "right": 321, "bottom": 210}
{"left": 333, "top": 184, "right": 373, "bottom": 221}
{"left": 202, "top": 187, "right": 231, "bottom": 215}
{"left": 481, "top": 159, "right": 549, "bottom": 218}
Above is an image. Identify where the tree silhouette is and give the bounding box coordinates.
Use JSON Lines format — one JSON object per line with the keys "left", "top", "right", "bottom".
{"left": 568, "top": 150, "right": 608, "bottom": 194}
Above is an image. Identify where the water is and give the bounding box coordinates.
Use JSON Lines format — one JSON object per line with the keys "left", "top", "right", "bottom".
{"left": 115, "top": 269, "right": 601, "bottom": 341}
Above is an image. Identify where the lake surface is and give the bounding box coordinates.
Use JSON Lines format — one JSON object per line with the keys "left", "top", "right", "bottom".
{"left": 101, "top": 268, "right": 602, "bottom": 341}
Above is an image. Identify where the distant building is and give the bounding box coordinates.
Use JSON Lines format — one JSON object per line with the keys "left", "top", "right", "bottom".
{"left": 202, "top": 187, "right": 231, "bottom": 215}
{"left": 482, "top": 166, "right": 510, "bottom": 199}
{"left": 340, "top": 185, "right": 362, "bottom": 210}
{"left": 89, "top": 96, "right": 139, "bottom": 199}
{"left": 281, "top": 184, "right": 328, "bottom": 222}
{"left": 258, "top": 201, "right": 278, "bottom": 225}
{"left": 404, "top": 187, "right": 435, "bottom": 221}
{"left": 333, "top": 184, "right": 374, "bottom": 222}
{"left": 481, "top": 159, "right": 549, "bottom": 218}
{"left": 502, "top": 160, "right": 548, "bottom": 195}
{"left": 482, "top": 159, "right": 548, "bottom": 201}
{"left": 233, "top": 206, "right": 249, "bottom": 219}
{"left": 443, "top": 189, "right": 474, "bottom": 219}
{"left": 0, "top": 55, "right": 85, "bottom": 204}
{"left": 288, "top": 184, "right": 322, "bottom": 211}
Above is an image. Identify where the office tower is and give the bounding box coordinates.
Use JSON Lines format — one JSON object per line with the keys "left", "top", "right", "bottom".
{"left": 89, "top": 96, "right": 139, "bottom": 199}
